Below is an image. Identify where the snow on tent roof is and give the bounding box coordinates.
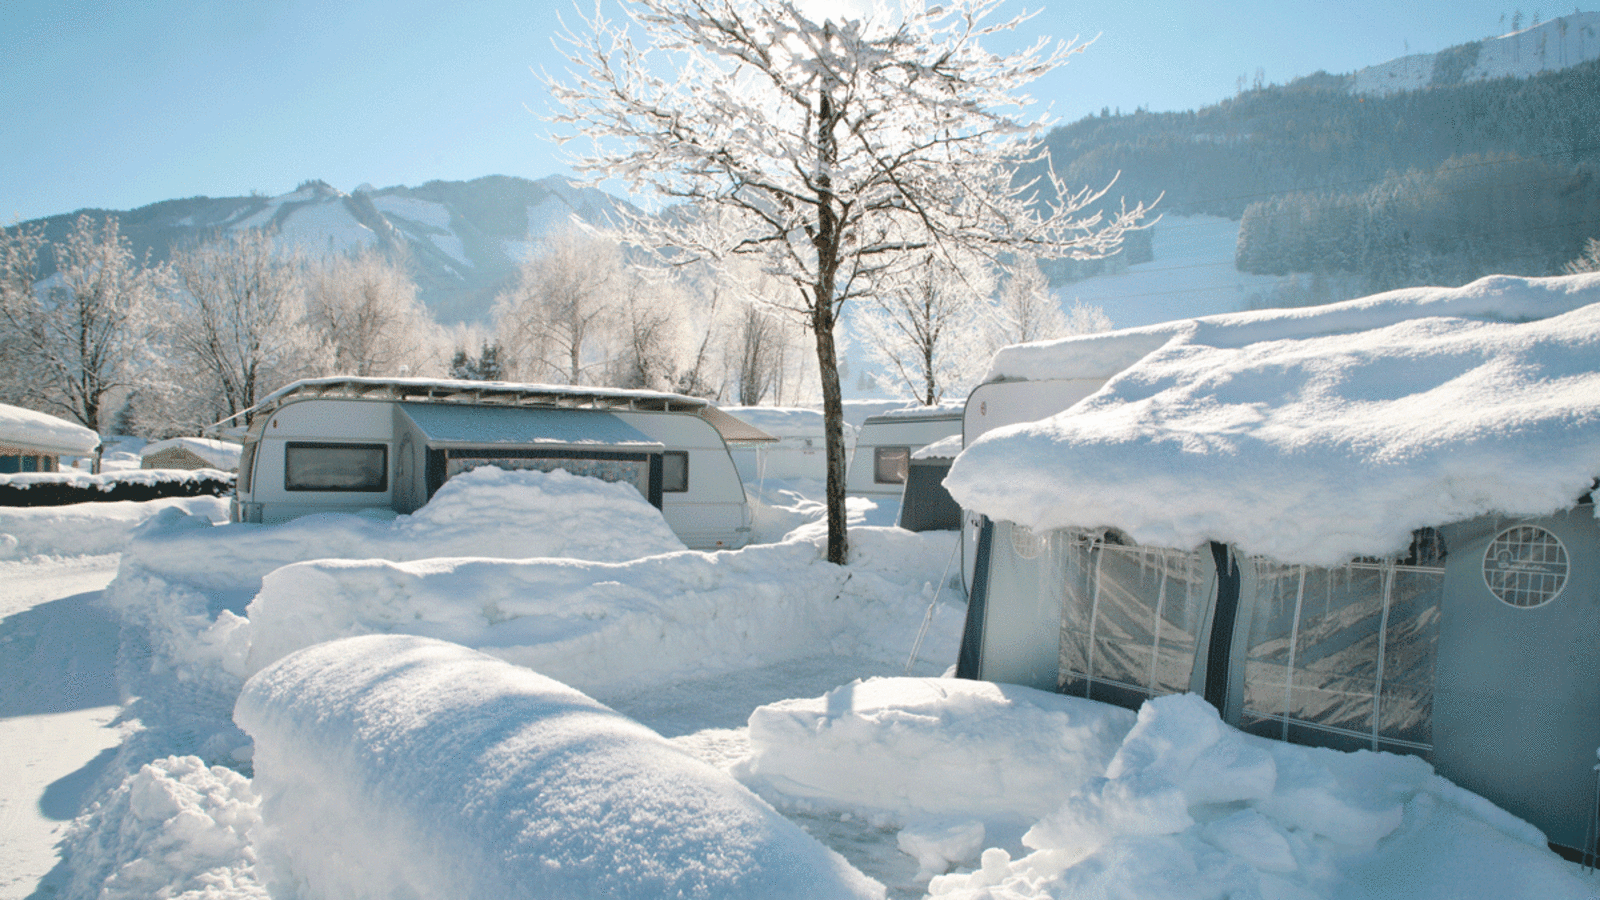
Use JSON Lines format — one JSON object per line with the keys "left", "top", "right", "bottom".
{"left": 0, "top": 403, "right": 100, "bottom": 456}
{"left": 945, "top": 273, "right": 1600, "bottom": 568}
{"left": 139, "top": 437, "right": 242, "bottom": 469}
{"left": 400, "top": 403, "right": 663, "bottom": 450}
{"left": 912, "top": 433, "right": 963, "bottom": 460}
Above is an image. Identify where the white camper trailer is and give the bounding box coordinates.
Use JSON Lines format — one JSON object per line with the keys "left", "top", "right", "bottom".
{"left": 844, "top": 405, "right": 963, "bottom": 503}
{"left": 218, "top": 377, "right": 775, "bottom": 551}
{"left": 721, "top": 406, "right": 857, "bottom": 484}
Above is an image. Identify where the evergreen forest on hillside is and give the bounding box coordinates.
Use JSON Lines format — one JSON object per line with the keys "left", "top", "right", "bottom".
{"left": 1039, "top": 58, "right": 1600, "bottom": 296}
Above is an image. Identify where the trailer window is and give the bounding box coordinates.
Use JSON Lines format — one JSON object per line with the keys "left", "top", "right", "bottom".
{"left": 662, "top": 451, "right": 689, "bottom": 493}
{"left": 285, "top": 442, "right": 388, "bottom": 492}
{"left": 875, "top": 446, "right": 910, "bottom": 484}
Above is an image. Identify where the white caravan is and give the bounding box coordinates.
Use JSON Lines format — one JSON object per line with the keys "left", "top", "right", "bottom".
{"left": 217, "top": 377, "right": 775, "bottom": 551}
{"left": 845, "top": 405, "right": 964, "bottom": 503}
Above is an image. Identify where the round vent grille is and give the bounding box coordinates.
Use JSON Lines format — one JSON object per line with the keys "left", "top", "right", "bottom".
{"left": 1010, "top": 523, "right": 1045, "bottom": 560}
{"left": 1482, "top": 524, "right": 1569, "bottom": 608}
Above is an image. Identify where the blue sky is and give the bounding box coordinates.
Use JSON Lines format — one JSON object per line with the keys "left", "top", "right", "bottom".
{"left": 0, "top": 0, "right": 1567, "bottom": 222}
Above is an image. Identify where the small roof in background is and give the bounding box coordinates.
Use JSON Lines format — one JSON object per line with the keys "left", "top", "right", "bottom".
{"left": 140, "top": 437, "right": 242, "bottom": 470}
{"left": 0, "top": 403, "right": 100, "bottom": 456}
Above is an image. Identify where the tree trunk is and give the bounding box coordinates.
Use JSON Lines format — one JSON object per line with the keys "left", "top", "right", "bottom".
{"left": 813, "top": 300, "right": 848, "bottom": 565}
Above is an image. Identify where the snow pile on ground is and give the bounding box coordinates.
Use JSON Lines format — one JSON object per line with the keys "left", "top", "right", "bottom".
{"left": 124, "top": 466, "right": 683, "bottom": 595}
{"left": 244, "top": 524, "right": 961, "bottom": 698}
{"left": 235, "top": 634, "right": 885, "bottom": 900}
{"left": 63, "top": 755, "right": 265, "bottom": 900}
{"left": 0, "top": 495, "right": 229, "bottom": 559}
{"left": 742, "top": 687, "right": 1593, "bottom": 899}
{"left": 948, "top": 273, "right": 1600, "bottom": 565}
{"left": 928, "top": 695, "right": 1590, "bottom": 900}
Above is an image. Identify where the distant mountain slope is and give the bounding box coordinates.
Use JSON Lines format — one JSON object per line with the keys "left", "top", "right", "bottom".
{"left": 15, "top": 175, "right": 636, "bottom": 324}
{"left": 1350, "top": 12, "right": 1600, "bottom": 95}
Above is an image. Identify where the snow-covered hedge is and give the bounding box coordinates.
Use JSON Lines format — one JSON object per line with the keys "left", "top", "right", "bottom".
{"left": 0, "top": 469, "right": 233, "bottom": 507}
{"left": 0, "top": 495, "right": 230, "bottom": 559}
{"left": 234, "top": 635, "right": 885, "bottom": 900}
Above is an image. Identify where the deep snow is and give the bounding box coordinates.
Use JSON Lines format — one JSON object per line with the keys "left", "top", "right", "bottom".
{"left": 948, "top": 273, "right": 1600, "bottom": 565}
{"left": 0, "top": 407, "right": 1597, "bottom": 898}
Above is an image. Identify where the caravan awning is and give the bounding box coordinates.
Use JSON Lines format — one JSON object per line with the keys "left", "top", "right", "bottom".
{"left": 399, "top": 403, "right": 664, "bottom": 452}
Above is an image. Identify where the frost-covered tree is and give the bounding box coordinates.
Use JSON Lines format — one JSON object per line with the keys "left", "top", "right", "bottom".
{"left": 307, "top": 246, "right": 438, "bottom": 377}
{"left": 168, "top": 229, "right": 328, "bottom": 424}
{"left": 493, "top": 226, "right": 625, "bottom": 384}
{"left": 1565, "top": 237, "right": 1600, "bottom": 274}
{"left": 0, "top": 216, "right": 168, "bottom": 431}
{"left": 549, "top": 0, "right": 1149, "bottom": 562}
{"left": 990, "top": 254, "right": 1070, "bottom": 346}
{"left": 857, "top": 250, "right": 994, "bottom": 405}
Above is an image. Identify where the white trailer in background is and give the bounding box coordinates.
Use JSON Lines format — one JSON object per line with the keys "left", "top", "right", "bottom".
{"left": 216, "top": 377, "right": 775, "bottom": 551}
{"left": 721, "top": 406, "right": 857, "bottom": 484}
{"left": 844, "top": 405, "right": 963, "bottom": 509}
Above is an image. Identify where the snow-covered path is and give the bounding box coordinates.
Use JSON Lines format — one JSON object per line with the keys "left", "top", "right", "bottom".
{"left": 0, "top": 557, "right": 124, "bottom": 900}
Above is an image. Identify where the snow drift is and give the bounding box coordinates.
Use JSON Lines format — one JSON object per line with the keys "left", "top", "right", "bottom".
{"left": 0, "top": 495, "right": 229, "bottom": 559}
{"left": 742, "top": 683, "right": 1593, "bottom": 899}
{"left": 234, "top": 634, "right": 885, "bottom": 900}
{"left": 947, "top": 273, "right": 1600, "bottom": 565}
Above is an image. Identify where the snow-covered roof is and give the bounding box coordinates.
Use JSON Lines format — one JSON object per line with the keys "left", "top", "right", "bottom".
{"left": 0, "top": 403, "right": 100, "bottom": 456}
{"left": 139, "top": 437, "right": 242, "bottom": 470}
{"left": 220, "top": 376, "right": 776, "bottom": 445}
{"left": 945, "top": 273, "right": 1600, "bottom": 567}
{"left": 912, "top": 433, "right": 963, "bottom": 461}
{"left": 861, "top": 401, "right": 964, "bottom": 424}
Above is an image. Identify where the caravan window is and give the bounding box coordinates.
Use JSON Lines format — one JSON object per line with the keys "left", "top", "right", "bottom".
{"left": 662, "top": 451, "right": 689, "bottom": 493}
{"left": 285, "top": 442, "right": 388, "bottom": 492}
{"left": 874, "top": 446, "right": 910, "bottom": 484}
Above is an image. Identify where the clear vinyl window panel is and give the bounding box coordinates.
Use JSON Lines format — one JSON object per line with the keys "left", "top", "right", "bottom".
{"left": 1056, "top": 533, "right": 1213, "bottom": 704}
{"left": 1240, "top": 558, "right": 1441, "bottom": 752}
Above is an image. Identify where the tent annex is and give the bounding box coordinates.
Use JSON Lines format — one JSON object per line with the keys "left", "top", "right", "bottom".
{"left": 943, "top": 273, "right": 1600, "bottom": 856}
{"left": 217, "top": 377, "right": 775, "bottom": 551}
{"left": 0, "top": 402, "right": 100, "bottom": 474}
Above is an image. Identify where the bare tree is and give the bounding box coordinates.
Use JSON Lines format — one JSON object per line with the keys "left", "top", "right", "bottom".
{"left": 0, "top": 216, "right": 168, "bottom": 431}
{"left": 493, "top": 226, "right": 625, "bottom": 384}
{"left": 857, "top": 250, "right": 994, "bottom": 405}
{"left": 168, "top": 229, "right": 327, "bottom": 423}
{"left": 989, "top": 254, "right": 1113, "bottom": 349}
{"left": 307, "top": 246, "right": 437, "bottom": 377}
{"left": 0, "top": 223, "right": 48, "bottom": 408}
{"left": 550, "top": 0, "right": 1150, "bottom": 562}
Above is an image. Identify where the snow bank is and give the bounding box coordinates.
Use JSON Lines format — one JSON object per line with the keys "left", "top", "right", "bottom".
{"left": 63, "top": 756, "right": 265, "bottom": 900}
{"left": 742, "top": 685, "right": 1591, "bottom": 898}
{"left": 243, "top": 525, "right": 961, "bottom": 697}
{"left": 235, "top": 634, "right": 884, "bottom": 900}
{"left": 922, "top": 694, "right": 1589, "bottom": 900}
{"left": 948, "top": 274, "right": 1600, "bottom": 565}
{"left": 121, "top": 466, "right": 684, "bottom": 598}
{"left": 0, "top": 495, "right": 229, "bottom": 558}
{"left": 0, "top": 401, "right": 100, "bottom": 454}
{"left": 739, "top": 678, "right": 1136, "bottom": 823}
{"left": 244, "top": 540, "right": 846, "bottom": 691}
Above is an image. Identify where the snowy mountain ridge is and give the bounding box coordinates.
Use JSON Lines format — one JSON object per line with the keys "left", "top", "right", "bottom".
{"left": 16, "top": 175, "right": 636, "bottom": 325}
{"left": 1348, "top": 11, "right": 1600, "bottom": 95}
